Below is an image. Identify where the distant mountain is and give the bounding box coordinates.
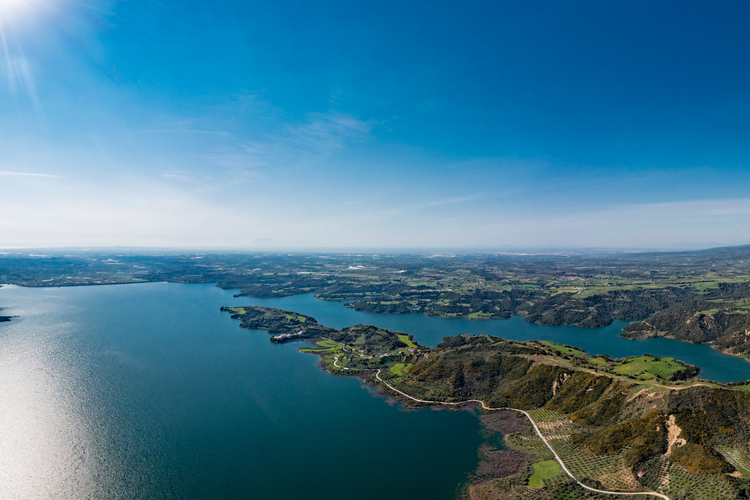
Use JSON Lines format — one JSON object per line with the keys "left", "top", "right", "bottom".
{"left": 623, "top": 243, "right": 750, "bottom": 261}
{"left": 690, "top": 243, "right": 750, "bottom": 259}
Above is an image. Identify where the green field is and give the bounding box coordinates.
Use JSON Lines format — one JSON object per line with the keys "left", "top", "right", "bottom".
{"left": 467, "top": 311, "right": 493, "bottom": 319}
{"left": 528, "top": 460, "right": 561, "bottom": 488}
{"left": 589, "top": 356, "right": 608, "bottom": 366}
{"left": 300, "top": 339, "right": 343, "bottom": 353}
{"left": 390, "top": 363, "right": 413, "bottom": 376}
{"left": 539, "top": 341, "right": 586, "bottom": 357}
{"left": 397, "top": 334, "right": 418, "bottom": 348}
{"left": 613, "top": 355, "right": 683, "bottom": 379}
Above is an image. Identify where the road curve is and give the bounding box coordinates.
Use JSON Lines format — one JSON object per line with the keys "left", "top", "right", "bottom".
{"left": 374, "top": 369, "right": 670, "bottom": 500}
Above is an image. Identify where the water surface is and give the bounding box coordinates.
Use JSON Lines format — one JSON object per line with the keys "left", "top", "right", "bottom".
{"left": 0, "top": 283, "right": 482, "bottom": 499}
{"left": 3, "top": 281, "right": 749, "bottom": 499}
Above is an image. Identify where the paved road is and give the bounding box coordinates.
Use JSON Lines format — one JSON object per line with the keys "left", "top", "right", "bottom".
{"left": 375, "top": 370, "right": 670, "bottom": 500}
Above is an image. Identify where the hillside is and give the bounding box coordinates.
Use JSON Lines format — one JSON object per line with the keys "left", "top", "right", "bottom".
{"left": 622, "top": 283, "right": 750, "bottom": 358}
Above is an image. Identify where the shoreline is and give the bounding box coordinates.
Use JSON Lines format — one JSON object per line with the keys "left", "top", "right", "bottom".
{"left": 620, "top": 330, "right": 750, "bottom": 365}
{"left": 8, "top": 279, "right": 750, "bottom": 369}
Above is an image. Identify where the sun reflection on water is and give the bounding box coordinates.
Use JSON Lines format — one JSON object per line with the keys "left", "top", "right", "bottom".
{"left": 0, "top": 292, "right": 98, "bottom": 498}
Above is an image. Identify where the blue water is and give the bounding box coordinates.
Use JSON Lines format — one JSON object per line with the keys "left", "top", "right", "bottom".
{"left": 0, "top": 283, "right": 482, "bottom": 499}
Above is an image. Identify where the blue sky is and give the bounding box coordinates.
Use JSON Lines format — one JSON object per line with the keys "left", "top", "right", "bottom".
{"left": 2, "top": 0, "right": 750, "bottom": 249}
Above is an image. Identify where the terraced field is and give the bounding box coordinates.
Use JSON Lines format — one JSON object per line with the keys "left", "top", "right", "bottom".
{"left": 661, "top": 464, "right": 738, "bottom": 500}
{"left": 528, "top": 410, "right": 642, "bottom": 492}
{"left": 716, "top": 446, "right": 750, "bottom": 477}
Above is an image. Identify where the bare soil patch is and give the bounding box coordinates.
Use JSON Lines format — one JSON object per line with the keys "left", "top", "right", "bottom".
{"left": 481, "top": 410, "right": 531, "bottom": 434}
{"left": 476, "top": 446, "right": 529, "bottom": 478}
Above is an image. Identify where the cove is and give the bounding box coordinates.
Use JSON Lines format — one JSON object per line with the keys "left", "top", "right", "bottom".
{"left": 238, "top": 293, "right": 750, "bottom": 384}
{"left": 0, "top": 283, "right": 482, "bottom": 499}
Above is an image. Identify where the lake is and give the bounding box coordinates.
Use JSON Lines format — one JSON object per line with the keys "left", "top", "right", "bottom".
{"left": 0, "top": 283, "right": 481, "bottom": 499}
{"left": 1, "top": 282, "right": 749, "bottom": 499}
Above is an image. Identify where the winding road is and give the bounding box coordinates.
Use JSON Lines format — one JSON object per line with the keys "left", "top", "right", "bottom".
{"left": 374, "top": 369, "right": 670, "bottom": 500}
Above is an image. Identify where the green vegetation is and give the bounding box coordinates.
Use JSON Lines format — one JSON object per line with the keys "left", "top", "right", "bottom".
{"left": 300, "top": 339, "right": 344, "bottom": 353}
{"left": 528, "top": 460, "right": 561, "bottom": 488}
{"left": 716, "top": 446, "right": 750, "bottom": 476}
{"left": 571, "top": 410, "right": 667, "bottom": 469}
{"left": 613, "top": 355, "right": 688, "bottom": 380}
{"left": 468, "top": 311, "right": 493, "bottom": 319}
{"left": 397, "top": 334, "right": 417, "bottom": 348}
{"left": 225, "top": 305, "right": 424, "bottom": 373}
{"left": 539, "top": 341, "right": 586, "bottom": 357}
{"left": 671, "top": 443, "right": 734, "bottom": 474}
{"left": 389, "top": 363, "right": 412, "bottom": 376}
{"left": 219, "top": 305, "right": 335, "bottom": 342}
{"left": 283, "top": 313, "right": 307, "bottom": 322}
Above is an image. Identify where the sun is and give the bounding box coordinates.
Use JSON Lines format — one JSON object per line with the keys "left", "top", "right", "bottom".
{"left": 0, "top": 0, "right": 25, "bottom": 10}
{"left": 0, "top": 0, "right": 38, "bottom": 17}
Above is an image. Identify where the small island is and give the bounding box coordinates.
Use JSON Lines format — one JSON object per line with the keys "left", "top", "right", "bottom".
{"left": 224, "top": 304, "right": 750, "bottom": 500}
{"left": 0, "top": 306, "right": 10, "bottom": 323}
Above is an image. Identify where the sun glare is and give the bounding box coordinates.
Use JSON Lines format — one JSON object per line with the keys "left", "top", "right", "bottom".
{"left": 0, "top": 0, "right": 39, "bottom": 17}
{"left": 0, "top": 0, "right": 31, "bottom": 7}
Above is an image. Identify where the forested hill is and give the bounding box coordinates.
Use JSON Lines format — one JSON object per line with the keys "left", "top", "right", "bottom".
{"left": 622, "top": 282, "right": 750, "bottom": 357}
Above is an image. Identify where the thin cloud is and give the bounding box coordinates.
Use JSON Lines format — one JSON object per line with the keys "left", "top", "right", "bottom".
{"left": 360, "top": 193, "right": 484, "bottom": 221}
{"left": 427, "top": 193, "right": 485, "bottom": 206}
{"left": 182, "top": 112, "right": 373, "bottom": 177}
{"left": 556, "top": 198, "right": 750, "bottom": 224}
{"left": 480, "top": 198, "right": 750, "bottom": 248}
{"left": 240, "top": 112, "right": 373, "bottom": 166}
{"left": 141, "top": 129, "right": 232, "bottom": 137}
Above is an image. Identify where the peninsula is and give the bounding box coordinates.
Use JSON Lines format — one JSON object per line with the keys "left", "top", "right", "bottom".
{"left": 224, "top": 304, "right": 750, "bottom": 500}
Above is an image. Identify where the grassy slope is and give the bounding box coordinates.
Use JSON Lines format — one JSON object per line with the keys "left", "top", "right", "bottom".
{"left": 528, "top": 460, "right": 561, "bottom": 488}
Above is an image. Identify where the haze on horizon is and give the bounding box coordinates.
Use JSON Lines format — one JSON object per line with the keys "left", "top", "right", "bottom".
{"left": 2, "top": 1, "right": 750, "bottom": 250}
